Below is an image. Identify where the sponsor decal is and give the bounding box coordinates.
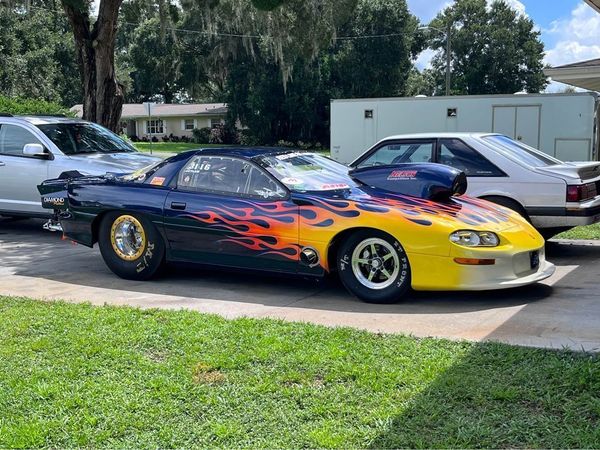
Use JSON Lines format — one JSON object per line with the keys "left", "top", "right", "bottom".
{"left": 43, "top": 196, "right": 65, "bottom": 206}
{"left": 150, "top": 176, "right": 166, "bottom": 186}
{"left": 387, "top": 170, "right": 418, "bottom": 180}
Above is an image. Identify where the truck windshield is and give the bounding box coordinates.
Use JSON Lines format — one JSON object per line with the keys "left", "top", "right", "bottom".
{"left": 482, "top": 135, "right": 561, "bottom": 167}
{"left": 257, "top": 152, "right": 358, "bottom": 192}
{"left": 37, "top": 122, "right": 137, "bottom": 155}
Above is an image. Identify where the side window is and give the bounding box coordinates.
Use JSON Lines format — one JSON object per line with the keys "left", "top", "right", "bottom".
{"left": 243, "top": 165, "right": 287, "bottom": 199}
{"left": 0, "top": 124, "right": 43, "bottom": 156}
{"left": 437, "top": 139, "right": 505, "bottom": 177}
{"left": 178, "top": 156, "right": 286, "bottom": 199}
{"left": 358, "top": 141, "right": 433, "bottom": 167}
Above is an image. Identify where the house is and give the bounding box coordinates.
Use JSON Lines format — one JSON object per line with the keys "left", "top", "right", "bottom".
{"left": 544, "top": 0, "right": 600, "bottom": 92}
{"left": 70, "top": 103, "right": 228, "bottom": 139}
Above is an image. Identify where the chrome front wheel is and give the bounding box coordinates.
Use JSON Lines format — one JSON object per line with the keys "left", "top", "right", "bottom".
{"left": 351, "top": 238, "right": 400, "bottom": 290}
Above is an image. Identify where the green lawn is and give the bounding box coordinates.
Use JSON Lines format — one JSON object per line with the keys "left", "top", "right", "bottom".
{"left": 555, "top": 223, "right": 600, "bottom": 240}
{"left": 133, "top": 142, "right": 226, "bottom": 154}
{"left": 0, "top": 297, "right": 598, "bottom": 448}
{"left": 133, "top": 142, "right": 331, "bottom": 156}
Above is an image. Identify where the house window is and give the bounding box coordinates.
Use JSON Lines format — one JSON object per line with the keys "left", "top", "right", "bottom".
{"left": 210, "top": 118, "right": 222, "bottom": 128}
{"left": 184, "top": 119, "right": 195, "bottom": 130}
{"left": 146, "top": 119, "right": 164, "bottom": 134}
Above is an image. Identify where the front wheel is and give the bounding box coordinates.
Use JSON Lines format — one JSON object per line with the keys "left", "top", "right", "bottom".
{"left": 337, "top": 230, "right": 411, "bottom": 304}
{"left": 98, "top": 212, "right": 165, "bottom": 280}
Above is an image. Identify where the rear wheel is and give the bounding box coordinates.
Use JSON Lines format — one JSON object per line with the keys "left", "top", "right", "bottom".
{"left": 98, "top": 212, "right": 165, "bottom": 280}
{"left": 337, "top": 230, "right": 411, "bottom": 304}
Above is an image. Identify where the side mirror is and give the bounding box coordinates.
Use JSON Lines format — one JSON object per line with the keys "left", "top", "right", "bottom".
{"left": 23, "top": 143, "right": 49, "bottom": 159}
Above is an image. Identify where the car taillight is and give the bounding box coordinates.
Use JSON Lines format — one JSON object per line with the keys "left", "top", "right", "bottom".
{"left": 566, "top": 183, "right": 597, "bottom": 202}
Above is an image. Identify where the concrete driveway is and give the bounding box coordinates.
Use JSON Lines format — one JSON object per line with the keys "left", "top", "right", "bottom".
{"left": 1, "top": 218, "right": 599, "bottom": 352}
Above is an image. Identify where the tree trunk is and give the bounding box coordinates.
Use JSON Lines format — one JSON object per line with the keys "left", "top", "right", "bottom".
{"left": 62, "top": 0, "right": 124, "bottom": 131}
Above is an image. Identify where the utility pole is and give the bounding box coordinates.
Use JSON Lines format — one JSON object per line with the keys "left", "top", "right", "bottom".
{"left": 445, "top": 22, "right": 451, "bottom": 96}
{"left": 419, "top": 25, "right": 452, "bottom": 96}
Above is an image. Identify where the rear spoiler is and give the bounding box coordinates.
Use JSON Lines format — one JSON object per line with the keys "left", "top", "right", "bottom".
{"left": 349, "top": 163, "right": 467, "bottom": 201}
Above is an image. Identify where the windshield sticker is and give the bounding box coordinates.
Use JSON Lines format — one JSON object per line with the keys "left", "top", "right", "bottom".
{"left": 150, "top": 176, "right": 166, "bottom": 186}
{"left": 281, "top": 177, "right": 303, "bottom": 185}
{"left": 388, "top": 170, "right": 418, "bottom": 180}
{"left": 320, "top": 183, "right": 350, "bottom": 190}
{"left": 275, "top": 152, "right": 303, "bottom": 161}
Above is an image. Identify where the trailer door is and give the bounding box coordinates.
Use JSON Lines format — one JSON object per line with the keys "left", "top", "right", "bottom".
{"left": 492, "top": 105, "right": 540, "bottom": 148}
{"left": 515, "top": 106, "right": 540, "bottom": 148}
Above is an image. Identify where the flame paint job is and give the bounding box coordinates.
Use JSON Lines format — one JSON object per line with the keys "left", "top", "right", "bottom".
{"left": 41, "top": 148, "right": 551, "bottom": 291}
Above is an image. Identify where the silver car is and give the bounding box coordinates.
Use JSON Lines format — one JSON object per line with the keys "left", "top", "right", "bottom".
{"left": 0, "top": 115, "right": 161, "bottom": 218}
{"left": 350, "top": 133, "right": 600, "bottom": 238}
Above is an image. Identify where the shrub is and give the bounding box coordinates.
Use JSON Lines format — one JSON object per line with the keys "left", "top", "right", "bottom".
{"left": 151, "top": 136, "right": 159, "bottom": 143}
{"left": 238, "top": 129, "right": 262, "bottom": 146}
{"left": 192, "top": 127, "right": 211, "bottom": 144}
{"left": 162, "top": 135, "right": 170, "bottom": 142}
{"left": 209, "top": 126, "right": 224, "bottom": 144}
{"left": 0, "top": 95, "right": 74, "bottom": 116}
{"left": 277, "top": 139, "right": 295, "bottom": 148}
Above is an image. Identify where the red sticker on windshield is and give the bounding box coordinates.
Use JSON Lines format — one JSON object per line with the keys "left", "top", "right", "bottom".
{"left": 150, "top": 176, "right": 165, "bottom": 186}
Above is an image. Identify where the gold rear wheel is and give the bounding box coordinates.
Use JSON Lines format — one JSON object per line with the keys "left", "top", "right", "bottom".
{"left": 110, "top": 214, "right": 146, "bottom": 261}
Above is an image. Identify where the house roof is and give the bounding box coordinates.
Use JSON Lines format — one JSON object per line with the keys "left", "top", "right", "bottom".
{"left": 70, "top": 103, "right": 228, "bottom": 119}
{"left": 586, "top": 0, "right": 600, "bottom": 13}
{"left": 544, "top": 57, "right": 600, "bottom": 92}
{"left": 551, "top": 58, "right": 600, "bottom": 70}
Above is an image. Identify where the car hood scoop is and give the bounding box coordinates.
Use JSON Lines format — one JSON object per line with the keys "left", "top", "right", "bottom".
{"left": 349, "top": 163, "right": 467, "bottom": 201}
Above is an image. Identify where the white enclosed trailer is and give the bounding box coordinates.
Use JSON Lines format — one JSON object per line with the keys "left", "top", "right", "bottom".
{"left": 330, "top": 92, "right": 599, "bottom": 164}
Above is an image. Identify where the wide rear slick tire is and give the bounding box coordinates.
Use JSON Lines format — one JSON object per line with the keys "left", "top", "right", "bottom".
{"left": 98, "top": 212, "right": 165, "bottom": 280}
{"left": 337, "top": 230, "right": 411, "bottom": 304}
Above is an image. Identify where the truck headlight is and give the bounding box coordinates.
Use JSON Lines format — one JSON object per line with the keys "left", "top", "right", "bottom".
{"left": 450, "top": 230, "right": 499, "bottom": 247}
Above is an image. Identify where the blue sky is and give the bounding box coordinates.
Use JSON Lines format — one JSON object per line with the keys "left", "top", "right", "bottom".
{"left": 407, "top": 0, "right": 600, "bottom": 91}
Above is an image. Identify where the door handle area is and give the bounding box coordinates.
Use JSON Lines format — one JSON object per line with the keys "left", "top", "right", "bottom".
{"left": 170, "top": 201, "right": 187, "bottom": 210}
{"left": 0, "top": 161, "right": 5, "bottom": 167}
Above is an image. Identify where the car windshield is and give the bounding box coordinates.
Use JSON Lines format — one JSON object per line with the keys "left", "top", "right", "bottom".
{"left": 120, "top": 160, "right": 165, "bottom": 183}
{"left": 482, "top": 135, "right": 561, "bottom": 167}
{"left": 257, "top": 152, "right": 358, "bottom": 192}
{"left": 37, "top": 122, "right": 137, "bottom": 155}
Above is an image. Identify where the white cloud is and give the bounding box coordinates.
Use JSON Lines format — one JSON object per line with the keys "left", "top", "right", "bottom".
{"left": 501, "top": 0, "right": 527, "bottom": 17}
{"left": 544, "top": 2, "right": 600, "bottom": 67}
{"left": 414, "top": 48, "right": 437, "bottom": 70}
{"left": 545, "top": 40, "right": 600, "bottom": 67}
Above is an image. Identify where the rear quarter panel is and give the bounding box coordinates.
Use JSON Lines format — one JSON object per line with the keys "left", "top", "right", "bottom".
{"left": 63, "top": 183, "right": 170, "bottom": 247}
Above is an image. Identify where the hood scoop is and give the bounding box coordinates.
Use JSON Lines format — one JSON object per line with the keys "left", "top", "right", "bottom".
{"left": 349, "top": 163, "right": 467, "bottom": 201}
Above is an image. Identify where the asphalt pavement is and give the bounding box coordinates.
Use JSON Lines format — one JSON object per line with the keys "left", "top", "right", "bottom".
{"left": 1, "top": 218, "right": 599, "bottom": 351}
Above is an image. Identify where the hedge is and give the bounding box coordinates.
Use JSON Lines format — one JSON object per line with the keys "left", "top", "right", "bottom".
{"left": 0, "top": 95, "right": 75, "bottom": 117}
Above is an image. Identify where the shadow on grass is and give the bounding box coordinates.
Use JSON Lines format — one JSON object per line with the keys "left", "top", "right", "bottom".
{"left": 368, "top": 342, "right": 599, "bottom": 448}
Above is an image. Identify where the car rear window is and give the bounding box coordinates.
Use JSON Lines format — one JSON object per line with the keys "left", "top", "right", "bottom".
{"left": 482, "top": 135, "right": 561, "bottom": 167}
